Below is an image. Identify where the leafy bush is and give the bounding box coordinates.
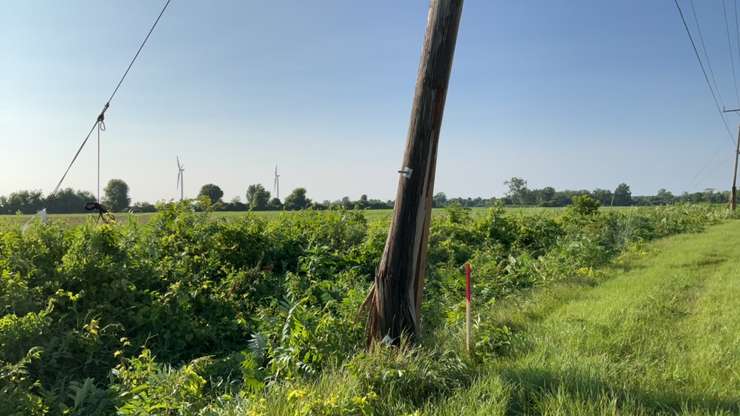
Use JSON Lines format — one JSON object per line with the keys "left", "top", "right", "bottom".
{"left": 568, "top": 194, "right": 600, "bottom": 216}
{"left": 0, "top": 347, "right": 46, "bottom": 416}
{"left": 0, "top": 202, "right": 726, "bottom": 414}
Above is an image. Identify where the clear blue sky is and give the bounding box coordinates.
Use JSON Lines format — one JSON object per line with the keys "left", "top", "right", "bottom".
{"left": 2, "top": 0, "right": 739, "bottom": 203}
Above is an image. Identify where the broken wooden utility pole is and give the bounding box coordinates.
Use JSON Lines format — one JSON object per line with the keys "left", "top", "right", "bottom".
{"left": 366, "top": 0, "right": 464, "bottom": 344}
{"left": 721, "top": 109, "right": 740, "bottom": 210}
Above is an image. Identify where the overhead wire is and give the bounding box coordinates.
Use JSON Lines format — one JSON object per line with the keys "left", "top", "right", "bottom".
{"left": 674, "top": 0, "right": 740, "bottom": 194}
{"left": 722, "top": 0, "right": 740, "bottom": 106}
{"left": 97, "top": 119, "right": 106, "bottom": 203}
{"left": 689, "top": 141, "right": 730, "bottom": 189}
{"left": 51, "top": 0, "right": 173, "bottom": 196}
{"left": 106, "top": 0, "right": 172, "bottom": 106}
{"left": 674, "top": 0, "right": 737, "bottom": 147}
{"left": 734, "top": 0, "right": 740, "bottom": 112}
{"left": 688, "top": 0, "right": 729, "bottom": 112}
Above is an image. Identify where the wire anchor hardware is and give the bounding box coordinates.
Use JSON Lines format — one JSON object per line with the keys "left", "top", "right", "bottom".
{"left": 398, "top": 167, "right": 413, "bottom": 179}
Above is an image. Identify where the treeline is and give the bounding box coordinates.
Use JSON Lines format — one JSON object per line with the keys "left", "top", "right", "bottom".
{"left": 0, "top": 187, "right": 144, "bottom": 215}
{"left": 205, "top": 183, "right": 393, "bottom": 211}
{"left": 1, "top": 177, "right": 734, "bottom": 214}
{"left": 0, "top": 181, "right": 390, "bottom": 214}
{"left": 492, "top": 177, "right": 733, "bottom": 207}
{"left": 0, "top": 180, "right": 143, "bottom": 215}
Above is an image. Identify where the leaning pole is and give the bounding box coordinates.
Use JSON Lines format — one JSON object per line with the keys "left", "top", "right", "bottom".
{"left": 367, "top": 0, "right": 464, "bottom": 344}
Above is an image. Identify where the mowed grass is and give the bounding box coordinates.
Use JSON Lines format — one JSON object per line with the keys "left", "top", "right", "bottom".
{"left": 428, "top": 220, "right": 740, "bottom": 415}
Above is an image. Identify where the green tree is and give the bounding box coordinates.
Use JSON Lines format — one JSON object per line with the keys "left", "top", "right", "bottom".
{"left": 268, "top": 197, "right": 283, "bottom": 210}
{"left": 46, "top": 188, "right": 95, "bottom": 213}
{"left": 613, "top": 183, "right": 632, "bottom": 206}
{"left": 130, "top": 201, "right": 156, "bottom": 213}
{"left": 198, "top": 184, "right": 224, "bottom": 204}
{"left": 284, "top": 188, "right": 310, "bottom": 210}
{"left": 433, "top": 192, "right": 448, "bottom": 208}
{"left": 539, "top": 187, "right": 556, "bottom": 205}
{"left": 591, "top": 188, "right": 613, "bottom": 206}
{"left": 504, "top": 177, "right": 529, "bottom": 205}
{"left": 356, "top": 194, "right": 369, "bottom": 209}
{"left": 246, "top": 184, "right": 271, "bottom": 211}
{"left": 103, "top": 179, "right": 130, "bottom": 212}
{"left": 655, "top": 188, "right": 674, "bottom": 205}
{"left": 1, "top": 190, "right": 44, "bottom": 214}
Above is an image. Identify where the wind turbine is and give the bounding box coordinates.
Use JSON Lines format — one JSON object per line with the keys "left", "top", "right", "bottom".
{"left": 176, "top": 156, "right": 185, "bottom": 201}
{"left": 273, "top": 165, "right": 280, "bottom": 200}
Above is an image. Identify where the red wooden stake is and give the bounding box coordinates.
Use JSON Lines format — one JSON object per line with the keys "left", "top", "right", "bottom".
{"left": 465, "top": 262, "right": 472, "bottom": 353}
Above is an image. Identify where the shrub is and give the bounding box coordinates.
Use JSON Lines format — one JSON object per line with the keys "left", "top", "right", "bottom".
{"left": 0, "top": 347, "right": 46, "bottom": 416}
{"left": 568, "top": 194, "right": 600, "bottom": 216}
{"left": 0, "top": 203, "right": 725, "bottom": 413}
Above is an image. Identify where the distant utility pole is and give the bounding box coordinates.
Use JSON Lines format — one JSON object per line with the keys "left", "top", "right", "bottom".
{"left": 722, "top": 108, "right": 740, "bottom": 210}
{"left": 366, "top": 0, "right": 464, "bottom": 344}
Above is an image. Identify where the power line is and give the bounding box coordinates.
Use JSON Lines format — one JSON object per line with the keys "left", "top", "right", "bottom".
{"left": 51, "top": 120, "right": 99, "bottom": 196}
{"left": 51, "top": 0, "right": 173, "bottom": 196}
{"left": 722, "top": 0, "right": 740, "bottom": 105}
{"left": 676, "top": 0, "right": 739, "bottom": 191}
{"left": 690, "top": 141, "right": 727, "bottom": 189}
{"left": 107, "top": 0, "right": 172, "bottom": 105}
{"left": 733, "top": 0, "right": 740, "bottom": 110}
{"left": 674, "top": 0, "right": 737, "bottom": 146}
{"left": 688, "top": 0, "right": 727, "bottom": 110}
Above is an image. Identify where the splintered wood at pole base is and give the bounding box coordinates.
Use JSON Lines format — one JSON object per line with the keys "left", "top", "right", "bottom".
{"left": 365, "top": 0, "right": 464, "bottom": 346}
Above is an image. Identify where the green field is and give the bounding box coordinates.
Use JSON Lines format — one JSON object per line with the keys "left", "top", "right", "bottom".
{"left": 0, "top": 207, "right": 490, "bottom": 228}
{"left": 0, "top": 206, "right": 585, "bottom": 228}
{"left": 427, "top": 220, "right": 740, "bottom": 415}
